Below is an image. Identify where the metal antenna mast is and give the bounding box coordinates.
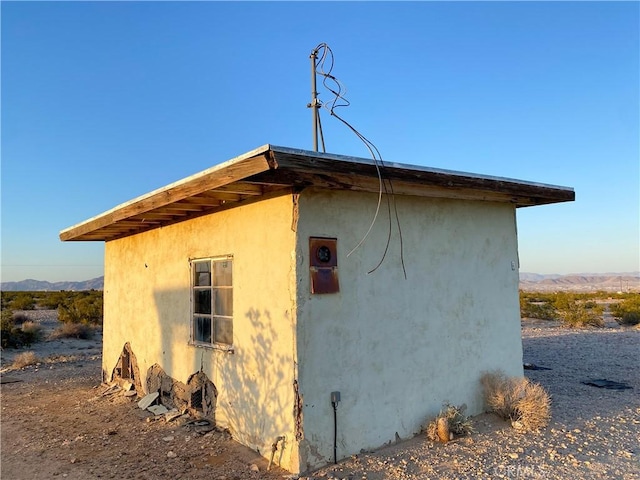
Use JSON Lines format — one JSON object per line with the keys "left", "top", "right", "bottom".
{"left": 308, "top": 47, "right": 323, "bottom": 152}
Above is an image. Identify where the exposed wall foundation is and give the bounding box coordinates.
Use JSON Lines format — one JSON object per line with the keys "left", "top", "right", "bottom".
{"left": 110, "top": 343, "right": 143, "bottom": 393}
{"left": 146, "top": 364, "right": 218, "bottom": 421}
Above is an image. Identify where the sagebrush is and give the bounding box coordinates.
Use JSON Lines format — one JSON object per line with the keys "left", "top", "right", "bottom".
{"left": 480, "top": 371, "right": 551, "bottom": 431}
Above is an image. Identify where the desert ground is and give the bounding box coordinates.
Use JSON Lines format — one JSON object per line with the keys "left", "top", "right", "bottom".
{"left": 1, "top": 310, "right": 638, "bottom": 480}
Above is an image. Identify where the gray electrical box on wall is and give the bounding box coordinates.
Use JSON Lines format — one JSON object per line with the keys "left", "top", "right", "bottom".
{"left": 309, "top": 237, "right": 339, "bottom": 294}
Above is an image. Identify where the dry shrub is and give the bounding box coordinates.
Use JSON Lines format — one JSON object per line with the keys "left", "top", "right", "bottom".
{"left": 1, "top": 312, "right": 42, "bottom": 348}
{"left": 44, "top": 354, "right": 83, "bottom": 364}
{"left": 426, "top": 403, "right": 474, "bottom": 442}
{"left": 11, "top": 313, "right": 30, "bottom": 326}
{"left": 481, "top": 371, "right": 551, "bottom": 431}
{"left": 49, "top": 322, "right": 94, "bottom": 340}
{"left": 619, "top": 312, "right": 640, "bottom": 326}
{"left": 480, "top": 371, "right": 514, "bottom": 419}
{"left": 21, "top": 321, "right": 44, "bottom": 342}
{"left": 12, "top": 351, "right": 40, "bottom": 369}
{"left": 512, "top": 380, "right": 552, "bottom": 432}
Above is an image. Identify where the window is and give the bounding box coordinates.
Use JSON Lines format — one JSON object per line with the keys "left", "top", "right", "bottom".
{"left": 191, "top": 256, "right": 233, "bottom": 347}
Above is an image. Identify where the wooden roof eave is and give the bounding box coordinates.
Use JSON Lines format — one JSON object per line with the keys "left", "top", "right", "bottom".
{"left": 59, "top": 146, "right": 275, "bottom": 242}
{"left": 60, "top": 144, "right": 575, "bottom": 242}
{"left": 254, "top": 148, "right": 576, "bottom": 206}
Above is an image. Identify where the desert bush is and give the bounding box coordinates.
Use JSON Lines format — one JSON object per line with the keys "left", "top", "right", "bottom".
{"left": 12, "top": 351, "right": 40, "bottom": 369}
{"left": 49, "top": 322, "right": 95, "bottom": 340}
{"left": 9, "top": 292, "right": 36, "bottom": 310}
{"left": 1, "top": 310, "right": 42, "bottom": 348}
{"left": 39, "top": 291, "right": 72, "bottom": 310}
{"left": 426, "top": 403, "right": 474, "bottom": 442}
{"left": 1, "top": 309, "right": 17, "bottom": 347}
{"left": 619, "top": 312, "right": 640, "bottom": 326}
{"left": 611, "top": 294, "right": 640, "bottom": 326}
{"left": 480, "top": 371, "right": 551, "bottom": 432}
{"left": 1, "top": 292, "right": 14, "bottom": 310}
{"left": 519, "top": 292, "right": 557, "bottom": 320}
{"left": 21, "top": 321, "right": 44, "bottom": 343}
{"left": 57, "top": 291, "right": 103, "bottom": 325}
{"left": 520, "top": 300, "right": 556, "bottom": 320}
{"left": 550, "top": 293, "right": 604, "bottom": 327}
{"left": 11, "top": 312, "right": 30, "bottom": 326}
{"left": 559, "top": 302, "right": 604, "bottom": 328}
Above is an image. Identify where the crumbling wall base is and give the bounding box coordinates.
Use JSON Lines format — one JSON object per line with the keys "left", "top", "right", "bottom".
{"left": 110, "top": 343, "right": 143, "bottom": 393}
{"left": 146, "top": 364, "right": 217, "bottom": 421}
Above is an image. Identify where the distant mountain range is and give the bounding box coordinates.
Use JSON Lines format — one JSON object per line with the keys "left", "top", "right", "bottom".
{"left": 519, "top": 272, "right": 640, "bottom": 292}
{"left": 0, "top": 276, "right": 105, "bottom": 292}
{"left": 1, "top": 273, "right": 638, "bottom": 293}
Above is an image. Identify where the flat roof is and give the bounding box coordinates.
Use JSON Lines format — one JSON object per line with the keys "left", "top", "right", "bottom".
{"left": 60, "top": 144, "right": 575, "bottom": 242}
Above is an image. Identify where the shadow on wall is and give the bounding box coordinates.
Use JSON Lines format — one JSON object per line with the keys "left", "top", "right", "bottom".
{"left": 104, "top": 286, "right": 296, "bottom": 465}
{"left": 94, "top": 288, "right": 297, "bottom": 465}
{"left": 215, "top": 307, "right": 297, "bottom": 458}
{"left": 107, "top": 287, "right": 220, "bottom": 421}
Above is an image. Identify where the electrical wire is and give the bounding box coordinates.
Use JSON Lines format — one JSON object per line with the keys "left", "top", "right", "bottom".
{"left": 311, "top": 43, "right": 407, "bottom": 279}
{"left": 316, "top": 108, "right": 326, "bottom": 153}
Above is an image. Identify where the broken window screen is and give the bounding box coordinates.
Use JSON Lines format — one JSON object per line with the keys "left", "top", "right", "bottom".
{"left": 191, "top": 257, "right": 233, "bottom": 347}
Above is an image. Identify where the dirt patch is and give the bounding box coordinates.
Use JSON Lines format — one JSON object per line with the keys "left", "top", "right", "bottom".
{"left": 0, "top": 311, "right": 286, "bottom": 479}
{"left": 1, "top": 310, "right": 639, "bottom": 479}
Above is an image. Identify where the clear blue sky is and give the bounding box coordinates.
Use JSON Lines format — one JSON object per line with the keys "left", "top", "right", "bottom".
{"left": 1, "top": 1, "right": 638, "bottom": 282}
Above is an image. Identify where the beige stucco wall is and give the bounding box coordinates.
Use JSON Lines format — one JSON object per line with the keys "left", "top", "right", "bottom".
{"left": 103, "top": 187, "right": 524, "bottom": 474}
{"left": 103, "top": 193, "right": 301, "bottom": 471}
{"left": 294, "top": 188, "right": 523, "bottom": 471}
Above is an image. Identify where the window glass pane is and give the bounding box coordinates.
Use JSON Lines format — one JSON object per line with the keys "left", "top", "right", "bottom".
{"left": 213, "top": 260, "right": 232, "bottom": 286}
{"left": 194, "top": 316, "right": 212, "bottom": 344}
{"left": 214, "top": 317, "right": 233, "bottom": 345}
{"left": 194, "top": 262, "right": 211, "bottom": 287}
{"left": 192, "top": 258, "right": 233, "bottom": 347}
{"left": 194, "top": 289, "right": 212, "bottom": 314}
{"left": 214, "top": 288, "right": 233, "bottom": 316}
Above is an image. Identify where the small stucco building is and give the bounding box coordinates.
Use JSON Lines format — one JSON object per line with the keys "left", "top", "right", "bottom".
{"left": 60, "top": 144, "right": 574, "bottom": 473}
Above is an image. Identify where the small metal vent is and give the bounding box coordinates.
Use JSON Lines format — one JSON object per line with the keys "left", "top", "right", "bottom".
{"left": 190, "top": 388, "right": 204, "bottom": 410}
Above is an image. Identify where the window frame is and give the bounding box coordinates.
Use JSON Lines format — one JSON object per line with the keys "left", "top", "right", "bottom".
{"left": 189, "top": 255, "right": 234, "bottom": 351}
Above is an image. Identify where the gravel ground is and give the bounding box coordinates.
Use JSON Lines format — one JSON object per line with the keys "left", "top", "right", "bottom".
{"left": 0, "top": 309, "right": 103, "bottom": 370}
{"left": 307, "top": 316, "right": 640, "bottom": 480}
{"left": 1, "top": 310, "right": 639, "bottom": 480}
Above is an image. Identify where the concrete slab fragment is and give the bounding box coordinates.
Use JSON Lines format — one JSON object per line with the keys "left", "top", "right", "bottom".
{"left": 137, "top": 392, "right": 159, "bottom": 410}
{"left": 164, "top": 409, "right": 182, "bottom": 422}
{"left": 147, "top": 404, "right": 169, "bottom": 415}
